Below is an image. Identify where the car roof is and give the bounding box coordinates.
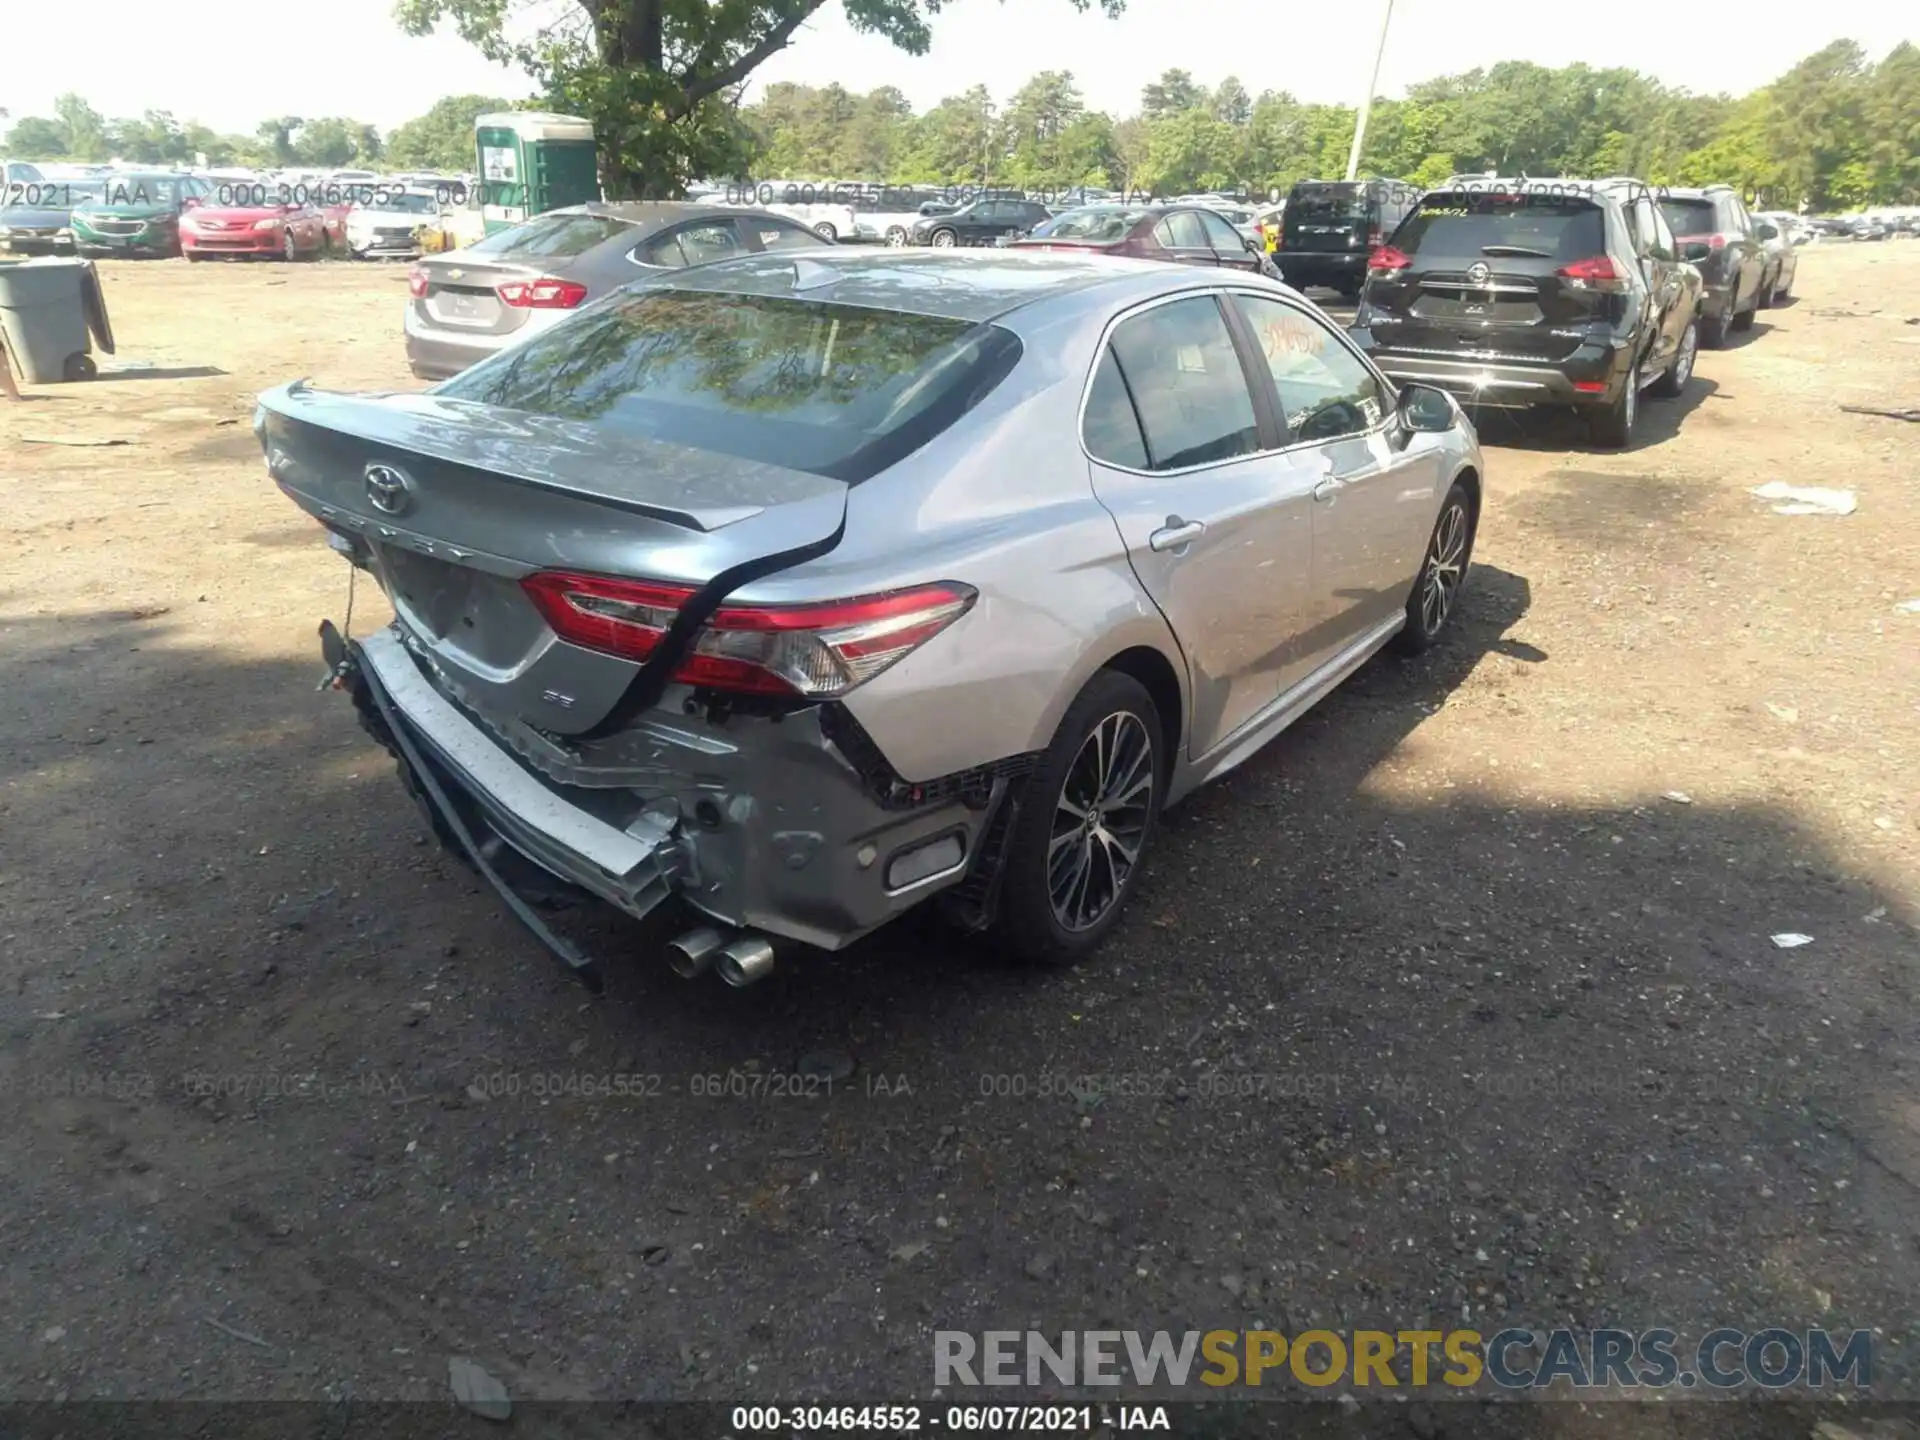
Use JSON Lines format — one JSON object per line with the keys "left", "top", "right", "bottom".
{"left": 547, "top": 200, "right": 805, "bottom": 234}
{"left": 628, "top": 248, "right": 1206, "bottom": 324}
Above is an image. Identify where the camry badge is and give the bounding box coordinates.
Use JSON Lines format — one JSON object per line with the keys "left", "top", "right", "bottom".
{"left": 363, "top": 463, "right": 413, "bottom": 516}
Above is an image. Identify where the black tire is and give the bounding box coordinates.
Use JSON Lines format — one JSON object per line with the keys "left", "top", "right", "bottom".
{"left": 813, "top": 222, "right": 838, "bottom": 242}
{"left": 1700, "top": 301, "right": 1731, "bottom": 349}
{"left": 885, "top": 226, "right": 908, "bottom": 247}
{"left": 1649, "top": 318, "right": 1697, "bottom": 399}
{"left": 929, "top": 227, "right": 958, "bottom": 248}
{"left": 1730, "top": 282, "right": 1756, "bottom": 332}
{"left": 1393, "top": 481, "right": 1476, "bottom": 656}
{"left": 1589, "top": 362, "right": 1638, "bottom": 449}
{"left": 185, "top": 251, "right": 204, "bottom": 263}
{"left": 993, "top": 670, "right": 1165, "bottom": 966}
{"left": 282, "top": 228, "right": 297, "bottom": 262}
{"left": 63, "top": 352, "right": 97, "bottom": 382}
{"left": 1757, "top": 267, "right": 1775, "bottom": 308}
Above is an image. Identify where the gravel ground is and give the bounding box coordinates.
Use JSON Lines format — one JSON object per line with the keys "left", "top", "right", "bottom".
{"left": 1, "top": 243, "right": 1916, "bottom": 1435}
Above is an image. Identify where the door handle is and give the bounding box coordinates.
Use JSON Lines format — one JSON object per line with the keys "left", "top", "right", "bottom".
{"left": 1148, "top": 519, "right": 1206, "bottom": 552}
{"left": 1313, "top": 478, "right": 1339, "bottom": 502}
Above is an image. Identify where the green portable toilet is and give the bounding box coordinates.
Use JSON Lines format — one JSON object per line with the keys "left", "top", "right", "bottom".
{"left": 472, "top": 112, "right": 599, "bottom": 235}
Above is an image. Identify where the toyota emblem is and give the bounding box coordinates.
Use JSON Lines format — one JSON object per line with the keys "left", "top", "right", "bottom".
{"left": 364, "top": 463, "right": 413, "bottom": 516}
{"left": 1467, "top": 261, "right": 1491, "bottom": 285}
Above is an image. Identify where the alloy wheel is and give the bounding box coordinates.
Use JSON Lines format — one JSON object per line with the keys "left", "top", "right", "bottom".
{"left": 1674, "top": 324, "right": 1697, "bottom": 387}
{"left": 1420, "top": 500, "right": 1470, "bottom": 636}
{"left": 931, "top": 230, "right": 956, "bottom": 248}
{"left": 1048, "top": 711, "right": 1155, "bottom": 932}
{"left": 283, "top": 229, "right": 296, "bottom": 261}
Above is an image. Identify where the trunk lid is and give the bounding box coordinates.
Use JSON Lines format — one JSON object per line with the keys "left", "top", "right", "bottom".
{"left": 411, "top": 254, "right": 545, "bottom": 336}
{"left": 257, "top": 382, "right": 847, "bottom": 735}
{"left": 1365, "top": 189, "right": 1617, "bottom": 363}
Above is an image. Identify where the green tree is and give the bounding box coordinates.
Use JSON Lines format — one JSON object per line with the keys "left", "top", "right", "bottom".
{"left": 292, "top": 117, "right": 368, "bottom": 168}
{"left": 3, "top": 117, "right": 70, "bottom": 158}
{"left": 258, "top": 116, "right": 305, "bottom": 166}
{"left": 55, "top": 94, "right": 108, "bottom": 161}
{"left": 394, "top": 0, "right": 1125, "bottom": 199}
{"left": 1210, "top": 76, "right": 1252, "bottom": 127}
{"left": 1140, "top": 68, "right": 1203, "bottom": 119}
{"left": 387, "top": 94, "right": 519, "bottom": 172}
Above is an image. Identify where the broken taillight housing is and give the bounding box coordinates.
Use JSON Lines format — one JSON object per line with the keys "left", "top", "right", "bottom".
{"left": 407, "top": 264, "right": 430, "bottom": 298}
{"left": 519, "top": 572, "right": 977, "bottom": 698}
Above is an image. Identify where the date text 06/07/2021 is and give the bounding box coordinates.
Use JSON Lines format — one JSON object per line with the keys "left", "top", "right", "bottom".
{"left": 729, "top": 1404, "right": 1171, "bottom": 1432}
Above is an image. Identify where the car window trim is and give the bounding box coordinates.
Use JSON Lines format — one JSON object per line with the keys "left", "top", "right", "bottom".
{"left": 1218, "top": 287, "right": 1400, "bottom": 455}
{"left": 1074, "top": 286, "right": 1287, "bottom": 480}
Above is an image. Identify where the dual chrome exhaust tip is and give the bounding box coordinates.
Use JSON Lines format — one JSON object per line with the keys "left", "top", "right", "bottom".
{"left": 666, "top": 926, "right": 777, "bottom": 987}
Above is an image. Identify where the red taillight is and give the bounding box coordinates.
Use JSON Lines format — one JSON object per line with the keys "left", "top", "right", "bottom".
{"left": 1556, "top": 255, "right": 1628, "bottom": 292}
{"left": 1678, "top": 232, "right": 1730, "bottom": 250}
{"left": 1368, "top": 245, "right": 1412, "bottom": 273}
{"left": 496, "top": 276, "right": 589, "bottom": 309}
{"left": 1571, "top": 380, "right": 1609, "bottom": 394}
{"left": 407, "top": 265, "right": 429, "bottom": 298}
{"left": 520, "top": 572, "right": 977, "bottom": 698}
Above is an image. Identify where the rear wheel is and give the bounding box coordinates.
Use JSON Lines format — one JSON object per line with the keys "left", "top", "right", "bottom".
{"left": 813, "top": 222, "right": 838, "bottom": 242}
{"left": 1589, "top": 362, "right": 1638, "bottom": 449}
{"left": 993, "top": 671, "right": 1165, "bottom": 966}
{"left": 1650, "top": 318, "right": 1697, "bottom": 399}
{"left": 885, "top": 226, "right": 908, "bottom": 247}
{"left": 1394, "top": 481, "right": 1476, "bottom": 655}
{"left": 1700, "top": 299, "right": 1731, "bottom": 349}
{"left": 1757, "top": 266, "right": 1776, "bottom": 307}
{"left": 1730, "top": 280, "right": 1756, "bottom": 332}
{"left": 63, "top": 352, "right": 97, "bottom": 382}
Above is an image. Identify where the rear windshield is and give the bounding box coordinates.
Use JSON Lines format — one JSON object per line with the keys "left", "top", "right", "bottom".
{"left": 465, "top": 212, "right": 631, "bottom": 259}
{"left": 1287, "top": 185, "right": 1369, "bottom": 224}
{"left": 434, "top": 288, "right": 1023, "bottom": 484}
{"left": 1031, "top": 207, "right": 1152, "bottom": 242}
{"left": 1392, "top": 191, "right": 1606, "bottom": 261}
{"left": 1657, "top": 198, "right": 1716, "bottom": 238}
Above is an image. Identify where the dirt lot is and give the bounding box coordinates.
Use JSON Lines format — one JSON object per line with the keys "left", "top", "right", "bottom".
{"left": 2, "top": 244, "right": 1918, "bottom": 1432}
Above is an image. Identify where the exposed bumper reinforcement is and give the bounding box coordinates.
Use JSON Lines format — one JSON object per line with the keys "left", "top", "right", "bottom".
{"left": 344, "top": 625, "right": 684, "bottom": 988}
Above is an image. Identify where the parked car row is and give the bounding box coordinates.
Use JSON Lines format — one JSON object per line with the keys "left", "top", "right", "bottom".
{"left": 0, "top": 167, "right": 463, "bottom": 262}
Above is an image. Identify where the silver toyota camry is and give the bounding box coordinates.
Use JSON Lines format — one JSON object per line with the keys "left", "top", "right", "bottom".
{"left": 257, "top": 250, "right": 1485, "bottom": 988}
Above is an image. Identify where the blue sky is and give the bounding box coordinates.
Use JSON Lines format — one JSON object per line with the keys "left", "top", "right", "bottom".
{"left": 7, "top": 0, "right": 1915, "bottom": 136}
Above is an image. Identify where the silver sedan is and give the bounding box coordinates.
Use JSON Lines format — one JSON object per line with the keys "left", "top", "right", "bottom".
{"left": 260, "top": 250, "right": 1485, "bottom": 987}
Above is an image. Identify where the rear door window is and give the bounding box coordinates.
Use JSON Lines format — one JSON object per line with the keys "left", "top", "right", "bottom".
{"left": 1106, "top": 295, "right": 1260, "bottom": 471}
{"left": 1197, "top": 211, "right": 1245, "bottom": 251}
{"left": 1082, "top": 346, "right": 1149, "bottom": 469}
{"left": 467, "top": 211, "right": 633, "bottom": 259}
{"left": 748, "top": 220, "right": 825, "bottom": 253}
{"left": 1393, "top": 191, "right": 1606, "bottom": 262}
{"left": 1156, "top": 211, "right": 1209, "bottom": 250}
{"left": 637, "top": 221, "right": 746, "bottom": 269}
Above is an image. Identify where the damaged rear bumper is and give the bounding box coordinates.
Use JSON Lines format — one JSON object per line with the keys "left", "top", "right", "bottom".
{"left": 346, "top": 625, "right": 1027, "bottom": 954}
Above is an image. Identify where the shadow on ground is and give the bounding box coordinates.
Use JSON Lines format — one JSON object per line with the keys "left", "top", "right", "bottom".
{"left": 0, "top": 577, "right": 1913, "bottom": 1415}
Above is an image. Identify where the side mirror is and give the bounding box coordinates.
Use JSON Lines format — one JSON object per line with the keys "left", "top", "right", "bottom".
{"left": 1757, "top": 224, "right": 1778, "bottom": 240}
{"left": 1682, "top": 240, "right": 1711, "bottom": 263}
{"left": 1397, "top": 383, "right": 1456, "bottom": 434}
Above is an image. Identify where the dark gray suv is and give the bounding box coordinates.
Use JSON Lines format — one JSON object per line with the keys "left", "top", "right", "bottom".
{"left": 1351, "top": 176, "right": 1705, "bottom": 449}
{"left": 1656, "top": 186, "right": 1767, "bottom": 348}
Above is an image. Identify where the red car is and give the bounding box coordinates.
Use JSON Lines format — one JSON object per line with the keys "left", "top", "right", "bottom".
{"left": 180, "top": 197, "right": 330, "bottom": 261}
{"left": 1008, "top": 203, "right": 1274, "bottom": 275}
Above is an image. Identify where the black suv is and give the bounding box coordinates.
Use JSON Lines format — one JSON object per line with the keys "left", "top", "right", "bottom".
{"left": 909, "top": 196, "right": 1053, "bottom": 248}
{"left": 1274, "top": 178, "right": 1421, "bottom": 297}
{"left": 1349, "top": 177, "right": 1705, "bottom": 448}
{"left": 1654, "top": 186, "right": 1766, "bottom": 347}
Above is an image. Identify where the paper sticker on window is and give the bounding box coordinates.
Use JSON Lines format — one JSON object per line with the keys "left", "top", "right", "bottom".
{"left": 1259, "top": 312, "right": 1326, "bottom": 359}
{"left": 1176, "top": 344, "right": 1207, "bottom": 374}
{"left": 481, "top": 147, "right": 519, "bottom": 184}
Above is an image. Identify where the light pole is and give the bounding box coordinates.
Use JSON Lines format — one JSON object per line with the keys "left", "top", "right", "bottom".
{"left": 1343, "top": 0, "right": 1395, "bottom": 182}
